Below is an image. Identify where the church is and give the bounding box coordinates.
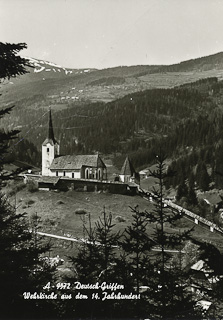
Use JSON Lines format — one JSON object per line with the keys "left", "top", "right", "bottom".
{"left": 42, "top": 110, "right": 107, "bottom": 180}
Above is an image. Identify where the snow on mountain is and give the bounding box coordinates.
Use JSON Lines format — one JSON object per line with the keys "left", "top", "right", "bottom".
{"left": 21, "top": 57, "right": 96, "bottom": 78}
{"left": 23, "top": 56, "right": 74, "bottom": 75}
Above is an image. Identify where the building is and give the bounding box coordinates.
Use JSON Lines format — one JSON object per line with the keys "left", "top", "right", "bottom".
{"left": 119, "top": 156, "right": 140, "bottom": 185}
{"left": 42, "top": 110, "right": 107, "bottom": 180}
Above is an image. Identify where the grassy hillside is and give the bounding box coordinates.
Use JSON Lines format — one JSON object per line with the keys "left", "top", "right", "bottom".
{"left": 9, "top": 185, "right": 223, "bottom": 259}
{"left": 2, "top": 52, "right": 223, "bottom": 108}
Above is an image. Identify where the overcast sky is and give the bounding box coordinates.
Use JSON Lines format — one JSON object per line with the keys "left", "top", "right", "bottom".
{"left": 1, "top": 0, "right": 223, "bottom": 69}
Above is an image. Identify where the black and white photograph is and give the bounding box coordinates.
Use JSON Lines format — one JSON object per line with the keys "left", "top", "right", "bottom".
{"left": 1, "top": 0, "right": 223, "bottom": 319}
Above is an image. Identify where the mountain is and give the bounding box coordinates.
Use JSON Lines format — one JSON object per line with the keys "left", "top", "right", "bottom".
{"left": 19, "top": 57, "right": 96, "bottom": 80}
{"left": 1, "top": 52, "right": 223, "bottom": 108}
{"left": 156, "top": 51, "right": 223, "bottom": 73}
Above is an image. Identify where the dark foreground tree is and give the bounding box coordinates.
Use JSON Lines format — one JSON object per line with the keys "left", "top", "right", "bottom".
{"left": 67, "top": 209, "right": 121, "bottom": 319}
{"left": 0, "top": 195, "right": 58, "bottom": 319}
{"left": 0, "top": 42, "right": 29, "bottom": 177}
{"left": 115, "top": 206, "right": 153, "bottom": 318}
{"left": 0, "top": 42, "right": 58, "bottom": 319}
{"left": 146, "top": 152, "right": 202, "bottom": 319}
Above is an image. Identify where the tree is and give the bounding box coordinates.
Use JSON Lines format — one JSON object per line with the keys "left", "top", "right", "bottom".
{"left": 0, "top": 42, "right": 29, "bottom": 79}
{"left": 188, "top": 176, "right": 198, "bottom": 206}
{"left": 67, "top": 209, "right": 121, "bottom": 319}
{"left": 0, "top": 43, "right": 30, "bottom": 178}
{"left": 196, "top": 161, "right": 210, "bottom": 191}
{"left": 0, "top": 42, "right": 57, "bottom": 319}
{"left": 176, "top": 179, "right": 188, "bottom": 202}
{"left": 188, "top": 185, "right": 198, "bottom": 206}
{"left": 145, "top": 152, "right": 201, "bottom": 319}
{"left": 0, "top": 195, "right": 58, "bottom": 319}
{"left": 115, "top": 206, "right": 153, "bottom": 318}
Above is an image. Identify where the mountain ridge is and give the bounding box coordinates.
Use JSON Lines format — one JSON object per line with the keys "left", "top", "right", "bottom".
{"left": 1, "top": 51, "right": 223, "bottom": 107}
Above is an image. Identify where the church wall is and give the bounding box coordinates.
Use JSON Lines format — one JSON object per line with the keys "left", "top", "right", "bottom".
{"left": 48, "top": 168, "right": 106, "bottom": 180}
{"left": 50, "top": 170, "right": 81, "bottom": 179}
{"left": 42, "top": 143, "right": 55, "bottom": 176}
{"left": 65, "top": 171, "right": 81, "bottom": 179}
{"left": 24, "top": 174, "right": 137, "bottom": 195}
{"left": 57, "top": 178, "right": 137, "bottom": 195}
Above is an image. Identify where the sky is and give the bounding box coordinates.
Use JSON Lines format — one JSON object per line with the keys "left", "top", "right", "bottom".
{"left": 1, "top": 0, "right": 223, "bottom": 69}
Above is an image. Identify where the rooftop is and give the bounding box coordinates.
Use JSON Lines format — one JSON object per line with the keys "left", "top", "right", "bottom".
{"left": 50, "top": 154, "right": 106, "bottom": 170}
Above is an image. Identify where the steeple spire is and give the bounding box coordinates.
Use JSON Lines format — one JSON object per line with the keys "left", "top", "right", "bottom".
{"left": 48, "top": 107, "right": 56, "bottom": 143}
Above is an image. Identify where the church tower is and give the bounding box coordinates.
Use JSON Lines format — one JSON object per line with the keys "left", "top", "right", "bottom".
{"left": 42, "top": 109, "right": 59, "bottom": 176}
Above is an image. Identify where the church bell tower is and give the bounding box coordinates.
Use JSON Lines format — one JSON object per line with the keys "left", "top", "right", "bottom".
{"left": 42, "top": 109, "right": 59, "bottom": 176}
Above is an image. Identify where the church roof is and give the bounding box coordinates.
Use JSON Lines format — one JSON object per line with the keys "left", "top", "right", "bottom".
{"left": 48, "top": 109, "right": 56, "bottom": 143}
{"left": 42, "top": 138, "right": 58, "bottom": 146}
{"left": 42, "top": 109, "right": 58, "bottom": 146}
{"left": 50, "top": 154, "right": 106, "bottom": 170}
{"left": 120, "top": 156, "right": 136, "bottom": 176}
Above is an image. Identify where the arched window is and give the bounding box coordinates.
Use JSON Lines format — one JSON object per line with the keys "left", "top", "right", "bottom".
{"left": 85, "top": 168, "right": 89, "bottom": 179}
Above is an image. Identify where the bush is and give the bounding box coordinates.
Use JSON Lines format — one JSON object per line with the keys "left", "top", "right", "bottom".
{"left": 115, "top": 215, "right": 126, "bottom": 222}
{"left": 7, "top": 181, "right": 26, "bottom": 196}
{"left": 75, "top": 208, "right": 87, "bottom": 215}
{"left": 27, "top": 180, "right": 38, "bottom": 193}
{"left": 27, "top": 199, "right": 35, "bottom": 205}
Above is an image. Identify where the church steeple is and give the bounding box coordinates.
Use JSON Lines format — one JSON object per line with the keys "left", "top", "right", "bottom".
{"left": 48, "top": 108, "right": 56, "bottom": 143}
{"left": 42, "top": 108, "right": 60, "bottom": 176}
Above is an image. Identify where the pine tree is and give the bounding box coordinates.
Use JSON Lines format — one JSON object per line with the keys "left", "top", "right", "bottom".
{"left": 188, "top": 185, "right": 198, "bottom": 206}
{"left": 145, "top": 152, "right": 201, "bottom": 319}
{"left": 196, "top": 161, "right": 210, "bottom": 191}
{"left": 0, "top": 42, "right": 29, "bottom": 79}
{"left": 0, "top": 195, "right": 58, "bottom": 319}
{"left": 115, "top": 206, "right": 153, "bottom": 318}
{"left": 176, "top": 179, "right": 188, "bottom": 202}
{"left": 67, "top": 209, "right": 121, "bottom": 319}
{"left": 94, "top": 208, "right": 121, "bottom": 278}
{"left": 0, "top": 42, "right": 58, "bottom": 319}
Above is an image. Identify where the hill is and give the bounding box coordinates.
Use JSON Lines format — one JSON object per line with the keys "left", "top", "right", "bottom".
{"left": 156, "top": 51, "right": 223, "bottom": 73}
{"left": 1, "top": 52, "right": 223, "bottom": 108}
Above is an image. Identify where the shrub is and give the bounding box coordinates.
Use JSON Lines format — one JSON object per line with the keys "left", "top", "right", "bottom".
{"left": 27, "top": 180, "right": 38, "bottom": 193}
{"left": 75, "top": 208, "right": 87, "bottom": 215}
{"left": 25, "top": 199, "right": 35, "bottom": 207}
{"left": 115, "top": 215, "right": 126, "bottom": 222}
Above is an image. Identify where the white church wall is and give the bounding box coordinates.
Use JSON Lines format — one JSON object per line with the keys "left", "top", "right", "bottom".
{"left": 42, "top": 143, "right": 55, "bottom": 176}
{"left": 49, "top": 170, "right": 81, "bottom": 179}
{"left": 65, "top": 171, "right": 81, "bottom": 179}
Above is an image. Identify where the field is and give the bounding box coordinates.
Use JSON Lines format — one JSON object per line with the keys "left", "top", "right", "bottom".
{"left": 2, "top": 68, "right": 223, "bottom": 108}
{"left": 10, "top": 183, "right": 223, "bottom": 261}
{"left": 15, "top": 188, "right": 153, "bottom": 237}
